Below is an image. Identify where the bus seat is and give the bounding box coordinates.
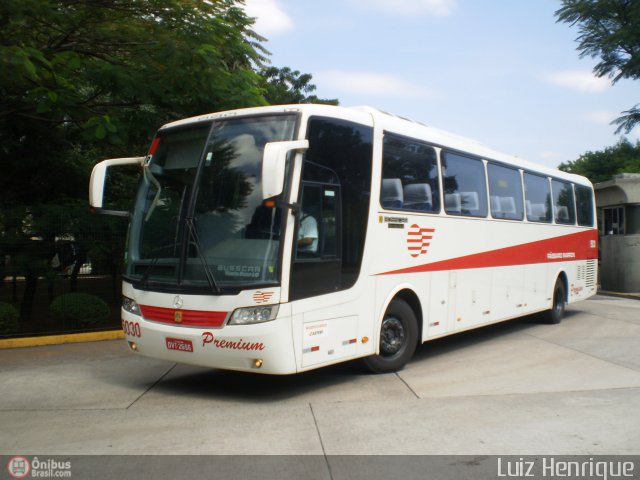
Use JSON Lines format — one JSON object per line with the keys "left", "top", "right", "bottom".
{"left": 500, "top": 196, "right": 516, "bottom": 215}
{"left": 531, "top": 203, "right": 547, "bottom": 221}
{"left": 555, "top": 206, "right": 569, "bottom": 222}
{"left": 381, "top": 178, "right": 403, "bottom": 209}
{"left": 490, "top": 195, "right": 502, "bottom": 215}
{"left": 403, "top": 183, "right": 432, "bottom": 211}
{"left": 445, "top": 193, "right": 461, "bottom": 213}
{"left": 460, "top": 191, "right": 479, "bottom": 211}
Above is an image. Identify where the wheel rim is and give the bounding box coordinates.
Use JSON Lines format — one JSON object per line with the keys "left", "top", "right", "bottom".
{"left": 380, "top": 316, "right": 406, "bottom": 356}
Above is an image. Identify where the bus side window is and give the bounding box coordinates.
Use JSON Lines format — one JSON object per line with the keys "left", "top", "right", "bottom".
{"left": 551, "top": 179, "right": 576, "bottom": 225}
{"left": 523, "top": 172, "right": 552, "bottom": 223}
{"left": 575, "top": 184, "right": 595, "bottom": 227}
{"left": 487, "top": 163, "right": 524, "bottom": 220}
{"left": 441, "top": 151, "right": 487, "bottom": 217}
{"left": 381, "top": 134, "right": 440, "bottom": 213}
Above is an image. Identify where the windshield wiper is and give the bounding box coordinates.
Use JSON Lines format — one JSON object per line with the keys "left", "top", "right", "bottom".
{"left": 185, "top": 217, "right": 221, "bottom": 294}
{"left": 135, "top": 256, "right": 159, "bottom": 290}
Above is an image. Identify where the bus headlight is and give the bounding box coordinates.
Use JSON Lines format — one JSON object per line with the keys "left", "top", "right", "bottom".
{"left": 122, "top": 296, "right": 141, "bottom": 316}
{"left": 229, "top": 305, "right": 279, "bottom": 325}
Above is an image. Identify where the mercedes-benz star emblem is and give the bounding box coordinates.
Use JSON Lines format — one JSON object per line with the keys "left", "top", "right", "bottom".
{"left": 172, "top": 295, "right": 184, "bottom": 309}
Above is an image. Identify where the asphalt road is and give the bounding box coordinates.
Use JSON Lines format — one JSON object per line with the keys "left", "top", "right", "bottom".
{"left": 1, "top": 294, "right": 639, "bottom": 478}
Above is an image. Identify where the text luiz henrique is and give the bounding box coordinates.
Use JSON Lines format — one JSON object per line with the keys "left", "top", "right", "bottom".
{"left": 497, "top": 457, "right": 635, "bottom": 480}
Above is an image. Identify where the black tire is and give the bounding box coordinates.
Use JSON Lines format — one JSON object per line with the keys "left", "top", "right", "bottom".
{"left": 362, "top": 298, "right": 418, "bottom": 373}
{"left": 546, "top": 277, "right": 566, "bottom": 324}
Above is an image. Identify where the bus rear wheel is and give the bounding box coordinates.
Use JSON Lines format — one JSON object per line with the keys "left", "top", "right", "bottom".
{"left": 363, "top": 298, "right": 418, "bottom": 373}
{"left": 546, "top": 277, "right": 566, "bottom": 324}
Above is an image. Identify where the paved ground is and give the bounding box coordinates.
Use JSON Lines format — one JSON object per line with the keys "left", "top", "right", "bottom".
{"left": 1, "top": 294, "right": 639, "bottom": 471}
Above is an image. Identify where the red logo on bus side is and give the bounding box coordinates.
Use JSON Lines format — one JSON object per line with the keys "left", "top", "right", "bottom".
{"left": 407, "top": 224, "right": 435, "bottom": 257}
{"left": 253, "top": 291, "right": 274, "bottom": 304}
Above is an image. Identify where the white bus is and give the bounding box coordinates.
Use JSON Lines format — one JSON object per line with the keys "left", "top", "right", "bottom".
{"left": 89, "top": 104, "right": 598, "bottom": 374}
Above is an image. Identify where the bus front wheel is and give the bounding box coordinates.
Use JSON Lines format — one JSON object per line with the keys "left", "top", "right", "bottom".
{"left": 363, "top": 298, "right": 418, "bottom": 373}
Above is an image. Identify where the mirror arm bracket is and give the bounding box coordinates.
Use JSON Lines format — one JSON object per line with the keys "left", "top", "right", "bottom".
{"left": 279, "top": 201, "right": 300, "bottom": 215}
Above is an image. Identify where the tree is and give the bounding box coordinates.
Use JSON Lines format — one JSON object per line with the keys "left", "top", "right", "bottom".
{"left": 558, "top": 138, "right": 640, "bottom": 183}
{"left": 0, "top": 0, "right": 267, "bottom": 321}
{"left": 0, "top": 0, "right": 267, "bottom": 205}
{"left": 260, "top": 66, "right": 338, "bottom": 105}
{"left": 556, "top": 0, "right": 640, "bottom": 133}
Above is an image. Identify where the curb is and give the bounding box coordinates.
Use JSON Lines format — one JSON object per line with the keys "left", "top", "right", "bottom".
{"left": 597, "top": 290, "right": 640, "bottom": 301}
{"left": 0, "top": 330, "right": 124, "bottom": 350}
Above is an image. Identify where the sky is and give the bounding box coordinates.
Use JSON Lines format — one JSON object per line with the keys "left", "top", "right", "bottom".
{"left": 242, "top": 0, "right": 639, "bottom": 169}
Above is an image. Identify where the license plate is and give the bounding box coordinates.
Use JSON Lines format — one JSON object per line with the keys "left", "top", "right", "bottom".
{"left": 165, "top": 337, "right": 194, "bottom": 353}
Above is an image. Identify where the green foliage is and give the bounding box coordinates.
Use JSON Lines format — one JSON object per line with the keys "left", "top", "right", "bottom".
{"left": 556, "top": 0, "right": 640, "bottom": 133}
{"left": 0, "top": 0, "right": 267, "bottom": 206}
{"left": 50, "top": 293, "right": 110, "bottom": 328}
{"left": 0, "top": 0, "right": 267, "bottom": 322}
{"left": 260, "top": 67, "right": 339, "bottom": 105}
{"left": 558, "top": 138, "right": 640, "bottom": 183}
{"left": 0, "top": 302, "right": 19, "bottom": 334}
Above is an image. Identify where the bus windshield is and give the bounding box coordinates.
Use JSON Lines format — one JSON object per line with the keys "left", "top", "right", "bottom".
{"left": 126, "top": 114, "right": 297, "bottom": 292}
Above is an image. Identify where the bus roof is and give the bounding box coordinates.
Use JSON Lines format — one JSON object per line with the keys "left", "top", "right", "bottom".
{"left": 159, "top": 104, "right": 592, "bottom": 187}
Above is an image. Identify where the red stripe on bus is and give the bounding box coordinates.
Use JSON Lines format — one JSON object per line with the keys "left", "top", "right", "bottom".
{"left": 140, "top": 305, "right": 227, "bottom": 327}
{"left": 378, "top": 229, "right": 597, "bottom": 276}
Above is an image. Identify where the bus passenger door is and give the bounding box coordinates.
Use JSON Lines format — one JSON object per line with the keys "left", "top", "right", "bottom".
{"left": 290, "top": 181, "right": 361, "bottom": 369}
{"left": 290, "top": 181, "right": 342, "bottom": 299}
{"left": 288, "top": 116, "right": 374, "bottom": 370}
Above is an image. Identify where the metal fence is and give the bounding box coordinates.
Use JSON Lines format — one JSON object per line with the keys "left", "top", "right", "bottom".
{"left": 1, "top": 209, "right": 128, "bottom": 338}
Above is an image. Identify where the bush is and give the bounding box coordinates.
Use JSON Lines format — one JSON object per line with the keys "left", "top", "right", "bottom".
{"left": 50, "top": 293, "right": 110, "bottom": 328}
{"left": 0, "top": 302, "right": 19, "bottom": 334}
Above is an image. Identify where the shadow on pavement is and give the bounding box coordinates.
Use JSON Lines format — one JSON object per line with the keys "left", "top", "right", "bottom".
{"left": 134, "top": 310, "right": 568, "bottom": 403}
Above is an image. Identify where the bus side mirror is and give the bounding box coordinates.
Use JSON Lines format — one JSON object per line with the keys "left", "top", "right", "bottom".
{"left": 89, "top": 157, "right": 144, "bottom": 216}
{"left": 262, "top": 140, "right": 309, "bottom": 200}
